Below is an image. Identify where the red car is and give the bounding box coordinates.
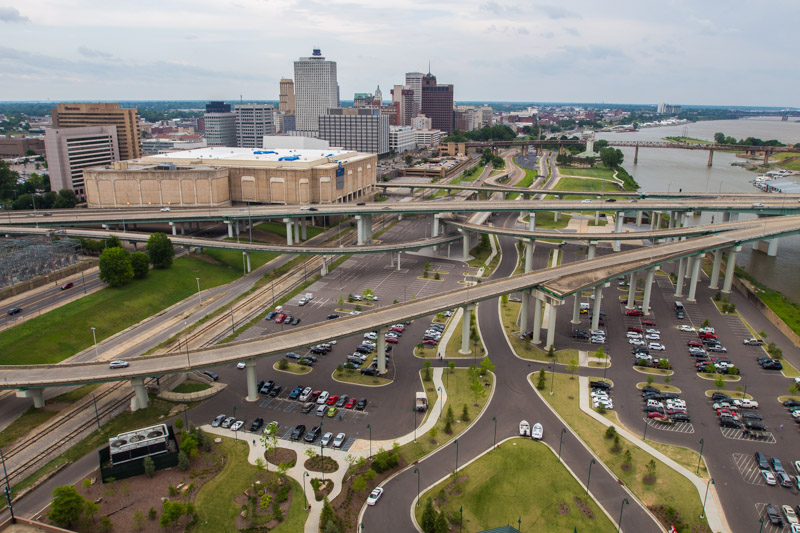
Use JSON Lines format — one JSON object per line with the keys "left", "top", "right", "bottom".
{"left": 698, "top": 332, "right": 717, "bottom": 339}
{"left": 423, "top": 339, "right": 438, "bottom": 346}
{"left": 648, "top": 412, "right": 667, "bottom": 419}
{"left": 627, "top": 326, "right": 643, "bottom": 333}
{"left": 626, "top": 309, "right": 644, "bottom": 316}
{"left": 389, "top": 326, "right": 404, "bottom": 333}
{"left": 687, "top": 340, "right": 703, "bottom": 347}
{"left": 309, "top": 390, "right": 321, "bottom": 403}
{"left": 385, "top": 337, "right": 399, "bottom": 344}
{"left": 60, "top": 282, "right": 74, "bottom": 290}
{"left": 642, "top": 319, "right": 656, "bottom": 326}
{"left": 344, "top": 397, "right": 357, "bottom": 409}
{"left": 275, "top": 313, "right": 287, "bottom": 323}
{"left": 327, "top": 395, "right": 339, "bottom": 406}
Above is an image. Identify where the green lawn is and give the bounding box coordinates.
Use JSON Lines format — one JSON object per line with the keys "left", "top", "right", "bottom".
{"left": 443, "top": 311, "right": 485, "bottom": 359}
{"left": 0, "top": 407, "right": 58, "bottom": 449}
{"left": 555, "top": 177, "right": 624, "bottom": 193}
{"left": 273, "top": 361, "right": 312, "bottom": 375}
{"left": 172, "top": 380, "right": 212, "bottom": 393}
{"left": 530, "top": 211, "right": 571, "bottom": 229}
{"left": 537, "top": 373, "right": 710, "bottom": 532}
{"left": 0, "top": 256, "right": 240, "bottom": 365}
{"left": 202, "top": 248, "right": 279, "bottom": 271}
{"left": 399, "top": 368, "right": 493, "bottom": 465}
{"left": 664, "top": 136, "right": 713, "bottom": 145}
{"left": 558, "top": 167, "right": 616, "bottom": 179}
{"left": 414, "top": 438, "right": 614, "bottom": 532}
{"left": 735, "top": 265, "right": 800, "bottom": 338}
{"left": 194, "top": 438, "right": 307, "bottom": 533}
{"left": 255, "top": 220, "right": 325, "bottom": 240}
{"left": 772, "top": 152, "right": 800, "bottom": 171}
{"left": 506, "top": 168, "right": 537, "bottom": 199}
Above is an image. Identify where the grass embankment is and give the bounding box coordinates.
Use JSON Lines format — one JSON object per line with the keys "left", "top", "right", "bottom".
{"left": 0, "top": 256, "right": 240, "bottom": 365}
{"left": 398, "top": 368, "right": 493, "bottom": 465}
{"left": 194, "top": 438, "right": 306, "bottom": 533}
{"left": 664, "top": 136, "right": 713, "bottom": 145}
{"left": 772, "top": 152, "right": 800, "bottom": 171}
{"left": 173, "top": 380, "right": 212, "bottom": 394}
{"left": 414, "top": 438, "right": 614, "bottom": 532}
{"left": 635, "top": 382, "right": 681, "bottom": 393}
{"left": 506, "top": 168, "right": 537, "bottom": 199}
{"left": 500, "top": 301, "right": 579, "bottom": 363}
{"left": 255, "top": 220, "right": 325, "bottom": 240}
{"left": 735, "top": 265, "right": 800, "bottom": 338}
{"left": 443, "top": 311, "right": 484, "bottom": 359}
{"left": 454, "top": 163, "right": 485, "bottom": 183}
{"left": 536, "top": 373, "right": 710, "bottom": 532}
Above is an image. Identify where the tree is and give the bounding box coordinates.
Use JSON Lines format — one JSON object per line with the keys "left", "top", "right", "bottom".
{"left": 173, "top": 417, "right": 184, "bottom": 430}
{"left": 567, "top": 358, "right": 579, "bottom": 379}
{"left": 143, "top": 456, "right": 155, "bottom": 478}
{"left": 701, "top": 318, "right": 710, "bottom": 328}
{"left": 536, "top": 368, "right": 546, "bottom": 390}
{"left": 278, "top": 358, "right": 289, "bottom": 370}
{"left": 54, "top": 188, "right": 78, "bottom": 208}
{"left": 180, "top": 433, "right": 199, "bottom": 458}
{"left": 421, "top": 498, "right": 437, "bottom": 533}
{"left": 646, "top": 459, "right": 657, "bottom": 479}
{"left": 435, "top": 509, "right": 448, "bottom": 533}
{"left": 99, "top": 515, "right": 113, "bottom": 532}
{"left": 599, "top": 147, "right": 624, "bottom": 168}
{"left": 98, "top": 247, "right": 133, "bottom": 287}
{"left": 106, "top": 234, "right": 123, "bottom": 249}
{"left": 479, "top": 356, "right": 495, "bottom": 376}
{"left": 132, "top": 510, "right": 146, "bottom": 531}
{"left": 423, "top": 361, "right": 432, "bottom": 381}
{"left": 446, "top": 405, "right": 455, "bottom": 425}
{"left": 404, "top": 155, "right": 414, "bottom": 166}
{"left": 177, "top": 450, "right": 190, "bottom": 471}
{"left": 320, "top": 497, "right": 337, "bottom": 530}
{"left": 146, "top": 232, "right": 174, "bottom": 268}
{"left": 461, "top": 403, "right": 470, "bottom": 421}
{"left": 48, "top": 486, "right": 88, "bottom": 528}
{"left": 714, "top": 132, "right": 726, "bottom": 144}
{"left": 130, "top": 251, "right": 150, "bottom": 279}
{"left": 646, "top": 375, "right": 655, "bottom": 386}
{"left": 337, "top": 294, "right": 344, "bottom": 308}
{"left": 714, "top": 373, "right": 726, "bottom": 390}
{"left": 160, "top": 500, "right": 185, "bottom": 528}
{"left": 469, "top": 365, "right": 484, "bottom": 405}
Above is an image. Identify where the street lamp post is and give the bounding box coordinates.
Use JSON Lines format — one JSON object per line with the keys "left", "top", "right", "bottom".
{"left": 1, "top": 449, "right": 14, "bottom": 524}
{"left": 643, "top": 417, "right": 648, "bottom": 441}
{"left": 550, "top": 358, "right": 556, "bottom": 396}
{"left": 700, "top": 478, "right": 714, "bottom": 519}
{"left": 414, "top": 408, "right": 417, "bottom": 443}
{"left": 303, "top": 472, "right": 310, "bottom": 510}
{"left": 233, "top": 406, "right": 238, "bottom": 441}
{"left": 758, "top": 518, "right": 764, "bottom": 533}
{"left": 459, "top": 506, "right": 463, "bottom": 533}
{"left": 617, "top": 498, "right": 629, "bottom": 533}
{"left": 414, "top": 468, "right": 420, "bottom": 507}
{"left": 367, "top": 424, "right": 372, "bottom": 458}
{"left": 195, "top": 277, "right": 201, "bottom": 305}
{"left": 696, "top": 438, "right": 704, "bottom": 475}
{"left": 91, "top": 327, "right": 99, "bottom": 358}
{"left": 492, "top": 416, "right": 497, "bottom": 450}
{"left": 454, "top": 439, "right": 459, "bottom": 474}
{"left": 585, "top": 458, "right": 596, "bottom": 495}
{"left": 247, "top": 201, "right": 252, "bottom": 243}
{"left": 81, "top": 270, "right": 87, "bottom": 294}
{"left": 230, "top": 306, "right": 235, "bottom": 334}
{"left": 558, "top": 428, "right": 567, "bottom": 463}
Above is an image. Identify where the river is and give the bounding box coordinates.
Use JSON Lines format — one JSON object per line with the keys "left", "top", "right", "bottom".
{"left": 596, "top": 118, "right": 800, "bottom": 300}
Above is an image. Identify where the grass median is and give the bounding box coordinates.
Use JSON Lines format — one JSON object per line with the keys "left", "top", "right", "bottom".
{"left": 536, "top": 373, "right": 710, "bottom": 532}
{"left": 500, "top": 301, "right": 579, "bottom": 363}
{"left": 0, "top": 256, "right": 241, "bottom": 365}
{"left": 414, "top": 438, "right": 614, "bottom": 532}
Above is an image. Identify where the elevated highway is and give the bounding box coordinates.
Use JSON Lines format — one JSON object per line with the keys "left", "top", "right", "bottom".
{"left": 5, "top": 214, "right": 800, "bottom": 408}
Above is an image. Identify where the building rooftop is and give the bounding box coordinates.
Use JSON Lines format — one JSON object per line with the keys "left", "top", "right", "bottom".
{"left": 140, "top": 146, "right": 365, "bottom": 169}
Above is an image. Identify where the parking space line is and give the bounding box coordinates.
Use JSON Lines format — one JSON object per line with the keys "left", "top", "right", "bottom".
{"left": 754, "top": 503, "right": 785, "bottom": 533}
{"left": 340, "top": 437, "right": 358, "bottom": 452}
{"left": 733, "top": 453, "right": 767, "bottom": 485}
{"left": 643, "top": 418, "right": 695, "bottom": 433}
{"left": 720, "top": 427, "right": 777, "bottom": 444}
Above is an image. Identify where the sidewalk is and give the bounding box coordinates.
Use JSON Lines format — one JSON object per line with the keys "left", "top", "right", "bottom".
{"left": 578, "top": 376, "right": 729, "bottom": 533}
{"left": 204, "top": 368, "right": 446, "bottom": 533}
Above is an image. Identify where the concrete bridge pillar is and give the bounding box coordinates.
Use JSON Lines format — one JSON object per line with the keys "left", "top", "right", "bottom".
{"left": 626, "top": 272, "right": 638, "bottom": 309}
{"left": 767, "top": 238, "right": 779, "bottom": 257}
{"left": 650, "top": 211, "right": 658, "bottom": 231}
{"left": 591, "top": 286, "right": 603, "bottom": 332}
{"left": 132, "top": 241, "right": 138, "bottom": 251}
{"left": 642, "top": 267, "right": 656, "bottom": 315}
{"left": 355, "top": 216, "right": 365, "bottom": 245}
{"left": 707, "top": 149, "right": 714, "bottom": 167}
{"left": 245, "top": 360, "right": 259, "bottom": 401}
{"left": 525, "top": 239, "right": 534, "bottom": 273}
{"left": 169, "top": 222, "right": 177, "bottom": 236}
{"left": 432, "top": 214, "right": 440, "bottom": 238}
{"left": 675, "top": 257, "right": 687, "bottom": 297}
{"left": 519, "top": 290, "right": 529, "bottom": 333}
{"left": 545, "top": 300, "right": 558, "bottom": 351}
{"left": 180, "top": 223, "right": 185, "bottom": 235}
{"left": 377, "top": 327, "right": 388, "bottom": 373}
{"left": 635, "top": 210, "right": 643, "bottom": 227}
{"left": 587, "top": 241, "right": 597, "bottom": 260}
{"left": 687, "top": 256, "right": 703, "bottom": 301}
{"left": 130, "top": 377, "right": 149, "bottom": 411}
{"left": 227, "top": 222, "right": 234, "bottom": 238}
{"left": 396, "top": 251, "right": 402, "bottom": 271}
{"left": 722, "top": 246, "right": 742, "bottom": 294}
{"left": 613, "top": 212, "right": 624, "bottom": 251}
{"left": 460, "top": 304, "right": 474, "bottom": 355}
{"left": 634, "top": 144, "right": 639, "bottom": 165}
{"left": 571, "top": 293, "right": 581, "bottom": 325}
{"left": 666, "top": 211, "right": 674, "bottom": 242}
{"left": 301, "top": 218, "right": 307, "bottom": 241}
{"left": 283, "top": 218, "right": 294, "bottom": 246}
{"left": 244, "top": 252, "right": 251, "bottom": 273}
{"left": 16, "top": 388, "right": 45, "bottom": 408}
{"left": 293, "top": 218, "right": 301, "bottom": 243}
{"left": 709, "top": 250, "right": 723, "bottom": 290}
{"left": 729, "top": 213, "right": 739, "bottom": 222}
{"left": 321, "top": 255, "right": 328, "bottom": 276}
{"left": 594, "top": 210, "right": 600, "bottom": 226}
{"left": 528, "top": 213, "right": 536, "bottom": 231}
{"left": 554, "top": 200, "right": 560, "bottom": 223}
{"left": 365, "top": 215, "right": 373, "bottom": 243}
{"left": 461, "top": 230, "right": 470, "bottom": 261}
{"left": 722, "top": 212, "right": 730, "bottom": 223}
{"left": 532, "top": 295, "right": 543, "bottom": 345}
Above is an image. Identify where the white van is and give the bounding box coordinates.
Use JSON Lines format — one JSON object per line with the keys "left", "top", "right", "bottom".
{"left": 580, "top": 303, "right": 591, "bottom": 311}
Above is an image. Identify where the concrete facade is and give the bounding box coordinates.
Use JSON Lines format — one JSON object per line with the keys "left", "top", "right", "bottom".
{"left": 319, "top": 108, "right": 389, "bottom": 156}
{"left": 389, "top": 126, "right": 416, "bottom": 153}
{"left": 294, "top": 49, "right": 338, "bottom": 134}
{"left": 44, "top": 126, "right": 119, "bottom": 197}
{"left": 0, "top": 137, "right": 45, "bottom": 157}
{"left": 51, "top": 102, "right": 141, "bottom": 160}
{"left": 234, "top": 104, "right": 275, "bottom": 148}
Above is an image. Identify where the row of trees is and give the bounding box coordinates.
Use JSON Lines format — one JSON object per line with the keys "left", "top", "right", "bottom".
{"left": 443, "top": 124, "right": 517, "bottom": 143}
{"left": 97, "top": 233, "right": 174, "bottom": 287}
{"left": 713, "top": 132, "right": 794, "bottom": 147}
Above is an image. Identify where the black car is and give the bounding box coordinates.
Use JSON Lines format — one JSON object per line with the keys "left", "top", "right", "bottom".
{"left": 642, "top": 392, "right": 660, "bottom": 400}
{"left": 290, "top": 424, "right": 306, "bottom": 440}
{"left": 361, "top": 367, "right": 378, "bottom": 376}
{"left": 755, "top": 452, "right": 770, "bottom": 470}
{"left": 670, "top": 413, "right": 691, "bottom": 422}
{"left": 304, "top": 425, "right": 321, "bottom": 443}
{"left": 784, "top": 399, "right": 800, "bottom": 408}
{"left": 356, "top": 345, "right": 373, "bottom": 354}
{"left": 297, "top": 359, "right": 314, "bottom": 367}
{"left": 260, "top": 380, "right": 275, "bottom": 394}
{"left": 605, "top": 198, "right": 617, "bottom": 203}
{"left": 250, "top": 418, "right": 264, "bottom": 432}
{"left": 203, "top": 370, "right": 219, "bottom": 381}
{"left": 310, "top": 346, "right": 327, "bottom": 355}
{"left": 765, "top": 504, "right": 783, "bottom": 527}
{"left": 763, "top": 361, "right": 783, "bottom": 370}
{"left": 269, "top": 385, "right": 282, "bottom": 397}
{"left": 356, "top": 398, "right": 368, "bottom": 410}
{"left": 660, "top": 392, "right": 680, "bottom": 399}
{"left": 741, "top": 412, "right": 763, "bottom": 421}
{"left": 590, "top": 381, "right": 611, "bottom": 390}
{"left": 291, "top": 317, "right": 301, "bottom": 325}
{"left": 327, "top": 313, "right": 340, "bottom": 319}
{"left": 719, "top": 417, "right": 742, "bottom": 428}
{"left": 572, "top": 331, "right": 590, "bottom": 339}
{"left": 641, "top": 386, "right": 659, "bottom": 393}
{"left": 7, "top": 307, "right": 22, "bottom": 315}
{"left": 644, "top": 406, "right": 665, "bottom": 414}
{"left": 711, "top": 393, "right": 730, "bottom": 402}
{"left": 265, "top": 311, "right": 277, "bottom": 320}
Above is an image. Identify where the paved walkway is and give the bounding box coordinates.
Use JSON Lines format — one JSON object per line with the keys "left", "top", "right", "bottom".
{"left": 577, "top": 376, "right": 730, "bottom": 533}
{"left": 203, "top": 367, "right": 446, "bottom": 533}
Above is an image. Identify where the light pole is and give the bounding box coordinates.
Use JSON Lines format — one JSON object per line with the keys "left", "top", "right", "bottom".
{"left": 320, "top": 421, "right": 325, "bottom": 481}
{"left": 91, "top": 327, "right": 99, "bottom": 358}
{"left": 1, "top": 449, "right": 14, "bottom": 524}
{"left": 700, "top": 478, "right": 714, "bottom": 519}
{"left": 413, "top": 408, "right": 417, "bottom": 443}
{"left": 643, "top": 417, "right": 648, "bottom": 441}
{"left": 233, "top": 406, "right": 238, "bottom": 441}
{"left": 230, "top": 306, "right": 235, "bottom": 334}
{"left": 92, "top": 393, "right": 101, "bottom": 430}
{"left": 414, "top": 467, "right": 420, "bottom": 507}
{"left": 550, "top": 358, "right": 556, "bottom": 396}
{"left": 81, "top": 270, "right": 87, "bottom": 294}
{"left": 247, "top": 200, "right": 252, "bottom": 243}
{"left": 758, "top": 518, "right": 764, "bottom": 533}
{"left": 558, "top": 428, "right": 567, "bottom": 463}
{"left": 585, "top": 458, "right": 596, "bottom": 495}
{"left": 696, "top": 438, "right": 704, "bottom": 475}
{"left": 454, "top": 439, "right": 459, "bottom": 474}
{"left": 459, "top": 506, "right": 463, "bottom": 533}
{"left": 617, "top": 498, "right": 629, "bottom": 533}
{"left": 492, "top": 416, "right": 497, "bottom": 450}
{"left": 367, "top": 424, "right": 372, "bottom": 458}
{"left": 195, "top": 277, "right": 201, "bottom": 305}
{"left": 303, "top": 472, "right": 309, "bottom": 510}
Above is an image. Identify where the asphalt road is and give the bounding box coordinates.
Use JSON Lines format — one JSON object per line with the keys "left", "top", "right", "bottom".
{"left": 0, "top": 270, "right": 103, "bottom": 327}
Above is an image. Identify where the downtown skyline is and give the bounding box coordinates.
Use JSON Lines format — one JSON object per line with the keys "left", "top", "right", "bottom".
{"left": 0, "top": 1, "right": 798, "bottom": 107}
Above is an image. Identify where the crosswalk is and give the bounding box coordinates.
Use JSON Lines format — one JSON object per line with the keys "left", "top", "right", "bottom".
{"left": 643, "top": 417, "right": 694, "bottom": 433}
{"left": 720, "top": 426, "right": 777, "bottom": 444}
{"left": 733, "top": 453, "right": 767, "bottom": 486}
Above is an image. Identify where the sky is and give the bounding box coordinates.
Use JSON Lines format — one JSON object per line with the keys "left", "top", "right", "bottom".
{"left": 0, "top": 0, "right": 798, "bottom": 107}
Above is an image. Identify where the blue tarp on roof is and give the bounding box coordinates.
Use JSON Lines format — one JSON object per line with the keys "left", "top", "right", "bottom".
{"left": 278, "top": 156, "right": 300, "bottom": 161}
{"left": 253, "top": 150, "right": 276, "bottom": 155}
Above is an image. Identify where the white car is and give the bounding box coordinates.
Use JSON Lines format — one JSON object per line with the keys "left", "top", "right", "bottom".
{"left": 591, "top": 337, "right": 606, "bottom": 344}
{"left": 317, "top": 391, "right": 330, "bottom": 404}
{"left": 321, "top": 432, "right": 334, "bottom": 446}
{"left": 349, "top": 310, "right": 362, "bottom": 315}
{"left": 679, "top": 325, "right": 696, "bottom": 332}
{"left": 645, "top": 329, "right": 660, "bottom": 335}
{"left": 761, "top": 470, "right": 776, "bottom": 486}
{"left": 236, "top": 362, "right": 246, "bottom": 369}
{"left": 648, "top": 343, "right": 666, "bottom": 351}
{"left": 109, "top": 360, "right": 129, "bottom": 369}
{"left": 593, "top": 399, "right": 613, "bottom": 409}
{"left": 160, "top": 207, "right": 170, "bottom": 211}
{"left": 333, "top": 432, "right": 346, "bottom": 448}
{"left": 629, "top": 338, "right": 646, "bottom": 346}
{"left": 263, "top": 421, "right": 279, "bottom": 435}
{"left": 364, "top": 332, "right": 378, "bottom": 340}
{"left": 367, "top": 487, "right": 384, "bottom": 505}
{"left": 231, "top": 420, "right": 244, "bottom": 432}
{"left": 581, "top": 199, "right": 592, "bottom": 204}
{"left": 645, "top": 333, "right": 660, "bottom": 340}
{"left": 300, "top": 205, "right": 311, "bottom": 210}
{"left": 299, "top": 387, "right": 313, "bottom": 402}
{"left": 626, "top": 332, "right": 643, "bottom": 339}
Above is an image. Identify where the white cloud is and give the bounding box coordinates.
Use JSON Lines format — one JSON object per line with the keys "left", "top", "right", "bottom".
{"left": 0, "top": 6, "right": 29, "bottom": 23}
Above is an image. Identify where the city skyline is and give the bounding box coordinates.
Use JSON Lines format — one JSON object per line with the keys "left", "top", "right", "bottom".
{"left": 0, "top": 1, "right": 798, "bottom": 106}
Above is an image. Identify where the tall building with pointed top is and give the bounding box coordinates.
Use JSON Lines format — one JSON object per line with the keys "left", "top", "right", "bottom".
{"left": 294, "top": 48, "right": 338, "bottom": 135}
{"left": 421, "top": 72, "right": 454, "bottom": 134}
{"left": 374, "top": 85, "right": 383, "bottom": 105}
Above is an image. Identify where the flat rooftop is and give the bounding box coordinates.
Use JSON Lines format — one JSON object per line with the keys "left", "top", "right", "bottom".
{"left": 142, "top": 146, "right": 361, "bottom": 168}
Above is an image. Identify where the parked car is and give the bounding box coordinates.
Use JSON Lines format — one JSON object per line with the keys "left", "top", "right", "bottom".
{"left": 356, "top": 398, "right": 368, "bottom": 410}
{"left": 302, "top": 402, "right": 316, "bottom": 413}
{"left": 250, "top": 418, "right": 264, "bottom": 432}
{"left": 626, "top": 309, "right": 644, "bottom": 316}
{"left": 366, "top": 487, "right": 384, "bottom": 505}
{"left": 221, "top": 417, "right": 235, "bottom": 428}
{"left": 321, "top": 432, "right": 334, "bottom": 447}
{"left": 211, "top": 414, "right": 226, "bottom": 427}
{"left": 765, "top": 503, "right": 783, "bottom": 526}
{"left": 269, "top": 385, "right": 282, "bottom": 397}
{"left": 304, "top": 425, "right": 321, "bottom": 443}
{"left": 333, "top": 432, "right": 346, "bottom": 448}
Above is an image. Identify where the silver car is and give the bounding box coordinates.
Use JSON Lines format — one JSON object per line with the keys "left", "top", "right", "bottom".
{"left": 321, "top": 432, "right": 334, "bottom": 446}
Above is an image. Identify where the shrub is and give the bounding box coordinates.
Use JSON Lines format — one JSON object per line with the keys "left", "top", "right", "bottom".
{"left": 143, "top": 457, "right": 155, "bottom": 479}
{"left": 177, "top": 451, "right": 190, "bottom": 471}
{"left": 372, "top": 449, "right": 399, "bottom": 473}
{"left": 148, "top": 507, "right": 157, "bottom": 520}
{"left": 536, "top": 368, "right": 546, "bottom": 390}
{"left": 278, "top": 358, "right": 289, "bottom": 370}
{"left": 605, "top": 426, "right": 617, "bottom": 439}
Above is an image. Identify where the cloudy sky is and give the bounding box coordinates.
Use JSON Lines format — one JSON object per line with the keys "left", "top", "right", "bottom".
{"left": 0, "top": 0, "right": 797, "bottom": 106}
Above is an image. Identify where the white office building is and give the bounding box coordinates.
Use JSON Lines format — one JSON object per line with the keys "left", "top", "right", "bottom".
{"left": 44, "top": 125, "right": 119, "bottom": 198}
{"left": 414, "top": 129, "right": 443, "bottom": 148}
{"left": 389, "top": 126, "right": 416, "bottom": 153}
{"left": 204, "top": 114, "right": 236, "bottom": 147}
{"left": 234, "top": 104, "right": 275, "bottom": 148}
{"left": 405, "top": 72, "right": 423, "bottom": 118}
{"left": 294, "top": 49, "right": 339, "bottom": 135}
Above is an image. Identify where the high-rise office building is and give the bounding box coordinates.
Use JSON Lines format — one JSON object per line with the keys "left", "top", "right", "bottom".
{"left": 318, "top": 108, "right": 389, "bottom": 156}
{"left": 279, "top": 78, "right": 296, "bottom": 114}
{"left": 204, "top": 101, "right": 236, "bottom": 147}
{"left": 294, "top": 49, "right": 338, "bottom": 134}
{"left": 235, "top": 104, "right": 275, "bottom": 148}
{"left": 391, "top": 85, "right": 416, "bottom": 126}
{"left": 421, "top": 72, "right": 454, "bottom": 134}
{"left": 45, "top": 126, "right": 119, "bottom": 198}
{"left": 405, "top": 72, "right": 423, "bottom": 118}
{"left": 51, "top": 102, "right": 141, "bottom": 160}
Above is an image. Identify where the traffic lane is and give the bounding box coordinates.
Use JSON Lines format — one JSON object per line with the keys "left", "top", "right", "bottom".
{"left": 0, "top": 273, "right": 104, "bottom": 326}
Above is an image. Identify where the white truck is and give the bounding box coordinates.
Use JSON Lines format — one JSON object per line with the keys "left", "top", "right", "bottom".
{"left": 733, "top": 398, "right": 759, "bottom": 409}
{"left": 743, "top": 338, "right": 765, "bottom": 346}
{"left": 415, "top": 392, "right": 428, "bottom": 412}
